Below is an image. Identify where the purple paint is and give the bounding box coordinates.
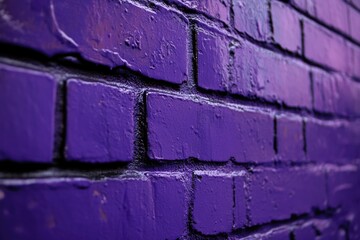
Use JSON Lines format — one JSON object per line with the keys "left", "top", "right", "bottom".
{"left": 0, "top": 64, "right": 56, "bottom": 163}
{"left": 247, "top": 168, "right": 326, "bottom": 225}
{"left": 271, "top": 1, "right": 301, "bottom": 53}
{"left": 197, "top": 25, "right": 230, "bottom": 92}
{"left": 312, "top": 71, "right": 360, "bottom": 116}
{"left": 233, "top": 0, "right": 271, "bottom": 41}
{"left": 66, "top": 80, "right": 135, "bottom": 163}
{"left": 146, "top": 92, "right": 274, "bottom": 162}
{"left": 165, "top": 0, "right": 231, "bottom": 24}
{"left": 303, "top": 20, "right": 349, "bottom": 73}
{"left": 277, "top": 116, "right": 305, "bottom": 162}
{"left": 192, "top": 172, "right": 233, "bottom": 234}
{"left": 0, "top": 0, "right": 188, "bottom": 84}
{"left": 0, "top": 174, "right": 186, "bottom": 240}
{"left": 233, "top": 40, "right": 311, "bottom": 108}
{"left": 0, "top": 0, "right": 360, "bottom": 238}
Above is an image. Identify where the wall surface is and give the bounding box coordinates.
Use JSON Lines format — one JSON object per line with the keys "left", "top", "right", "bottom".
{"left": 0, "top": 0, "right": 360, "bottom": 239}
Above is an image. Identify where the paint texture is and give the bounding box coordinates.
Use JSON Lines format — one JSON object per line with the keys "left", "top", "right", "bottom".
{"left": 0, "top": 0, "right": 360, "bottom": 239}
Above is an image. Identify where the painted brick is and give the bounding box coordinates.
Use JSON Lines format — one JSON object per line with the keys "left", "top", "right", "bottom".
{"left": 150, "top": 174, "right": 188, "bottom": 239}
{"left": 0, "top": 175, "right": 186, "bottom": 240}
{"left": 350, "top": 45, "right": 360, "bottom": 78}
{"left": 247, "top": 168, "right": 326, "bottom": 225}
{"left": 192, "top": 172, "right": 233, "bottom": 235}
{"left": 292, "top": 0, "right": 349, "bottom": 34}
{"left": 66, "top": 80, "right": 135, "bottom": 163}
{"left": 312, "top": 71, "right": 360, "bottom": 116}
{"left": 233, "top": 0, "right": 271, "bottom": 41}
{"left": 277, "top": 116, "right": 305, "bottom": 162}
{"left": 233, "top": 41, "right": 311, "bottom": 108}
{"left": 197, "top": 25, "right": 230, "bottom": 92}
{"left": 291, "top": 0, "right": 316, "bottom": 14}
{"left": 306, "top": 120, "right": 360, "bottom": 163}
{"left": 0, "top": 64, "right": 56, "bottom": 163}
{"left": 303, "top": 21, "right": 349, "bottom": 72}
{"left": 146, "top": 92, "right": 274, "bottom": 162}
{"left": 352, "top": 0, "right": 360, "bottom": 9}
{"left": 0, "top": 0, "right": 188, "bottom": 84}
{"left": 234, "top": 175, "right": 247, "bottom": 229}
{"left": 349, "top": 7, "right": 360, "bottom": 42}
{"left": 293, "top": 224, "right": 317, "bottom": 239}
{"left": 165, "top": 0, "right": 231, "bottom": 24}
{"left": 271, "top": 1, "right": 302, "bottom": 53}
{"left": 327, "top": 166, "right": 360, "bottom": 208}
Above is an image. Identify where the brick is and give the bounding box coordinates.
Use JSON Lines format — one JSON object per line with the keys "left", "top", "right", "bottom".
{"left": 146, "top": 92, "right": 274, "bottom": 162}
{"left": 303, "top": 21, "right": 349, "bottom": 72}
{"left": 277, "top": 116, "right": 305, "bottom": 161}
{"left": 234, "top": 175, "right": 247, "bottom": 229}
{"left": 165, "top": 0, "right": 231, "bottom": 24}
{"left": 150, "top": 174, "right": 187, "bottom": 239}
{"left": 0, "top": 175, "right": 186, "bottom": 240}
{"left": 312, "top": 71, "right": 341, "bottom": 114}
{"left": 306, "top": 120, "right": 360, "bottom": 163}
{"left": 349, "top": 7, "right": 360, "bottom": 42}
{"left": 0, "top": 0, "right": 188, "bottom": 84}
{"left": 233, "top": 0, "right": 271, "bottom": 41}
{"left": 293, "top": 224, "right": 317, "bottom": 239}
{"left": 291, "top": 0, "right": 316, "bottom": 14}
{"left": 327, "top": 166, "right": 360, "bottom": 208}
{"left": 197, "top": 25, "right": 230, "bottom": 92}
{"left": 233, "top": 41, "right": 311, "bottom": 108}
{"left": 292, "top": 0, "right": 349, "bottom": 34}
{"left": 0, "top": 64, "right": 56, "bottom": 163}
{"left": 247, "top": 168, "right": 326, "bottom": 225}
{"left": 192, "top": 172, "right": 233, "bottom": 234}
{"left": 312, "top": 71, "right": 360, "bottom": 116}
{"left": 271, "top": 1, "right": 302, "bottom": 53}
{"left": 350, "top": 45, "right": 360, "bottom": 78}
{"left": 352, "top": 0, "right": 360, "bottom": 9}
{"left": 66, "top": 80, "right": 135, "bottom": 163}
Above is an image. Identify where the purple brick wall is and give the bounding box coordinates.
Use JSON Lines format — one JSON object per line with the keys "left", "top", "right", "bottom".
{"left": 0, "top": 0, "right": 359, "bottom": 239}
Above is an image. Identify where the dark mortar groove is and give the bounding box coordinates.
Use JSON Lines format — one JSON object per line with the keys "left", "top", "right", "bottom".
{"left": 268, "top": 0, "right": 275, "bottom": 41}
{"left": 190, "top": 21, "right": 199, "bottom": 88}
{"left": 131, "top": 90, "right": 149, "bottom": 169}
{"left": 302, "top": 120, "right": 307, "bottom": 155}
{"left": 53, "top": 79, "right": 67, "bottom": 163}
{"left": 273, "top": 116, "right": 278, "bottom": 155}
{"left": 300, "top": 19, "right": 305, "bottom": 57}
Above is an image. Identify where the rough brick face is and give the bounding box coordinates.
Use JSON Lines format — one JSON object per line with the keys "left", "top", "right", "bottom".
{"left": 66, "top": 80, "right": 135, "bottom": 163}
{"left": 306, "top": 120, "right": 360, "bottom": 163}
{"left": 233, "top": 0, "right": 271, "bottom": 41}
{"left": 0, "top": 0, "right": 188, "bottom": 84}
{"left": 0, "top": 64, "right": 56, "bottom": 163}
{"left": 276, "top": 116, "right": 305, "bottom": 161}
{"left": 1, "top": 0, "right": 360, "bottom": 239}
{"left": 146, "top": 92, "right": 274, "bottom": 162}
{"left": 312, "top": 71, "right": 360, "bottom": 116}
{"left": 193, "top": 172, "right": 233, "bottom": 234}
{"left": 271, "top": 1, "right": 302, "bottom": 53}
{"left": 303, "top": 21, "right": 349, "bottom": 72}
{"left": 197, "top": 25, "right": 230, "bottom": 92}
{"left": 233, "top": 41, "right": 311, "bottom": 108}
{"left": 0, "top": 175, "right": 186, "bottom": 240}
{"left": 246, "top": 168, "right": 326, "bottom": 225}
